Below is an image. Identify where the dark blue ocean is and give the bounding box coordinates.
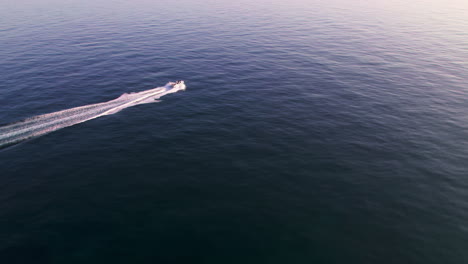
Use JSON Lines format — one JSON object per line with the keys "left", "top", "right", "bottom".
{"left": 1, "top": 0, "right": 467, "bottom": 263}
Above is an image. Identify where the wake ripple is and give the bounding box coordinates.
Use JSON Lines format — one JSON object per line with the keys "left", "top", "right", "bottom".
{"left": 0, "top": 81, "right": 186, "bottom": 148}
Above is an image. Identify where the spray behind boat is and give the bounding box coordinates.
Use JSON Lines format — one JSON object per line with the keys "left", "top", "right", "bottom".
{"left": 0, "top": 80, "right": 187, "bottom": 148}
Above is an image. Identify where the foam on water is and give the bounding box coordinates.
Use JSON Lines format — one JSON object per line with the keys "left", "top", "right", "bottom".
{"left": 0, "top": 81, "right": 186, "bottom": 148}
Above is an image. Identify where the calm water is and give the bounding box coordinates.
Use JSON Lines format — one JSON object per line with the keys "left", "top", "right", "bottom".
{"left": 1, "top": 0, "right": 468, "bottom": 263}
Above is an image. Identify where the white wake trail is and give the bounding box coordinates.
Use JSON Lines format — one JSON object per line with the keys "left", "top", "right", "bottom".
{"left": 0, "top": 81, "right": 186, "bottom": 148}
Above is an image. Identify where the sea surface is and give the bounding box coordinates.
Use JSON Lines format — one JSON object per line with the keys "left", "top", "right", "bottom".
{"left": 1, "top": 0, "right": 467, "bottom": 263}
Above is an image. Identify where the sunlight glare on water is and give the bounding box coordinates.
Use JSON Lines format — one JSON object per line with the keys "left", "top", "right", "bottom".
{"left": 0, "top": 0, "right": 467, "bottom": 263}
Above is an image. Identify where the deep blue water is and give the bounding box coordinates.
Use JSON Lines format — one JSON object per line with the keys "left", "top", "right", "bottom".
{"left": 1, "top": 0, "right": 468, "bottom": 263}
